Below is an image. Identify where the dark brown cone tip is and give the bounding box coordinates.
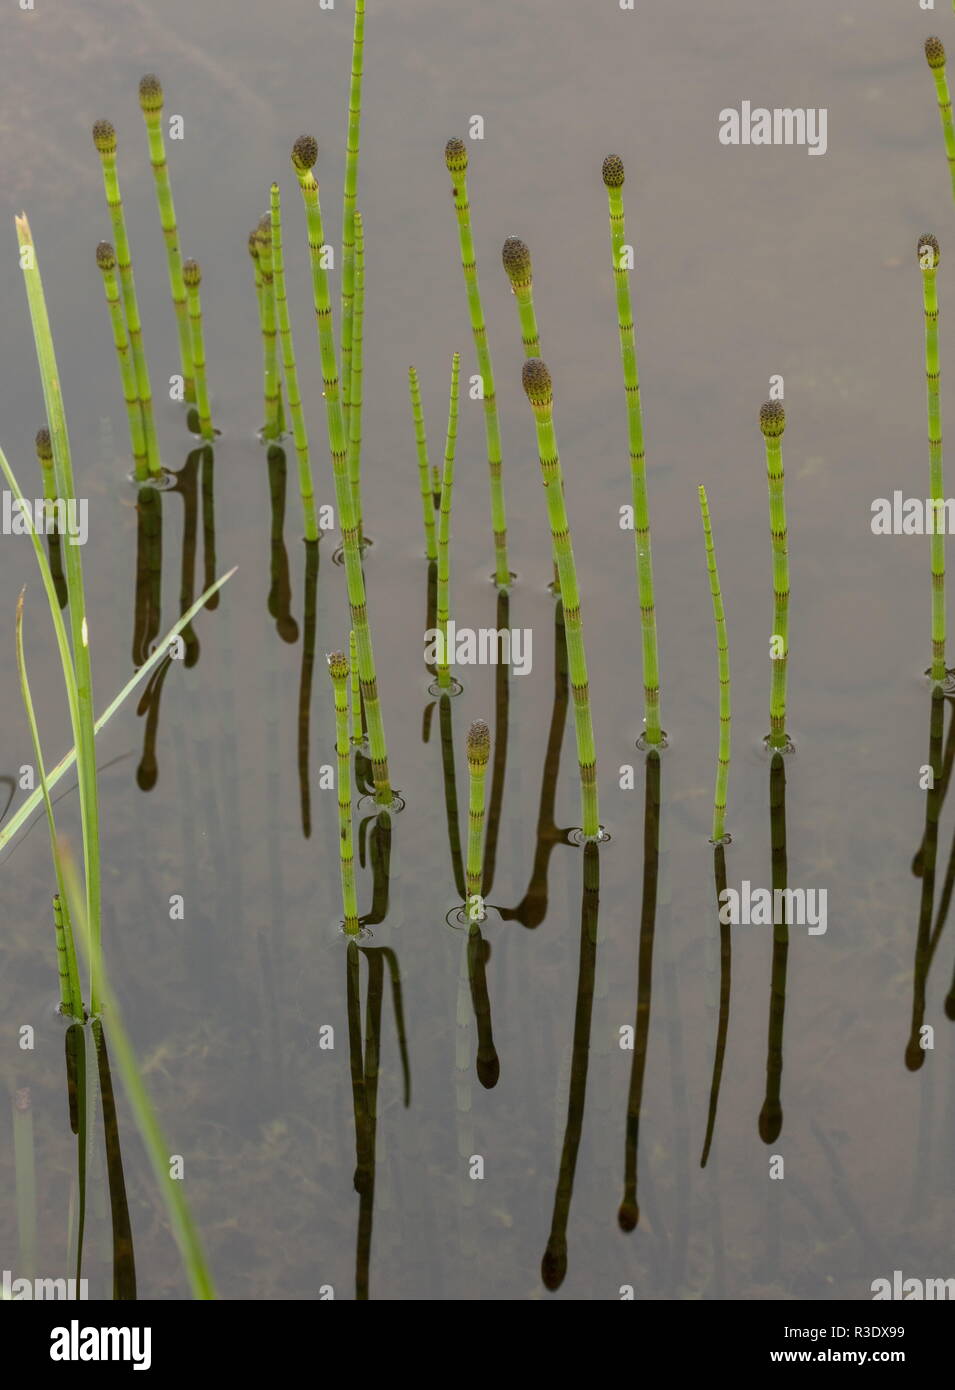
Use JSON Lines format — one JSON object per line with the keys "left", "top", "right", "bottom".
{"left": 92, "top": 119, "right": 117, "bottom": 153}
{"left": 138, "top": 73, "right": 164, "bottom": 112}
{"left": 926, "top": 36, "right": 947, "bottom": 70}
{"left": 95, "top": 240, "right": 116, "bottom": 271}
{"left": 182, "top": 258, "right": 201, "bottom": 287}
{"left": 444, "top": 137, "right": 468, "bottom": 173}
{"left": 467, "top": 719, "right": 491, "bottom": 762}
{"left": 759, "top": 400, "right": 786, "bottom": 438}
{"left": 602, "top": 154, "right": 625, "bottom": 188}
{"left": 502, "top": 236, "right": 532, "bottom": 285}
{"left": 291, "top": 134, "right": 318, "bottom": 173}
{"left": 522, "top": 357, "right": 553, "bottom": 404}
{"left": 327, "top": 651, "right": 349, "bottom": 680}
{"left": 918, "top": 233, "right": 941, "bottom": 268}
{"left": 35, "top": 428, "right": 52, "bottom": 460}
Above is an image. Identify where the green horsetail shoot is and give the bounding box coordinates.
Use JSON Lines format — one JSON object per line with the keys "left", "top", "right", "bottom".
{"left": 349, "top": 628, "right": 362, "bottom": 745}
{"left": 91, "top": 120, "right": 161, "bottom": 478}
{"left": 255, "top": 214, "right": 284, "bottom": 441}
{"left": 35, "top": 427, "right": 68, "bottom": 610}
{"left": 466, "top": 719, "right": 491, "bottom": 922}
{"left": 95, "top": 242, "right": 148, "bottom": 481}
{"left": 699, "top": 486, "right": 730, "bottom": 843}
{"left": 182, "top": 260, "right": 213, "bottom": 441}
{"left": 603, "top": 154, "right": 663, "bottom": 747}
{"left": 926, "top": 37, "right": 955, "bottom": 206}
{"left": 409, "top": 366, "right": 437, "bottom": 562}
{"left": 919, "top": 235, "right": 947, "bottom": 686}
{"left": 761, "top": 400, "right": 791, "bottom": 750}
{"left": 341, "top": 0, "right": 366, "bottom": 439}
{"left": 270, "top": 182, "right": 318, "bottom": 541}
{"left": 348, "top": 209, "right": 366, "bottom": 532}
{"left": 501, "top": 237, "right": 541, "bottom": 356}
{"left": 522, "top": 358, "right": 600, "bottom": 840}
{"left": 292, "top": 134, "right": 393, "bottom": 805}
{"left": 138, "top": 73, "right": 194, "bottom": 401}
{"left": 329, "top": 651, "right": 361, "bottom": 935}
{"left": 445, "top": 137, "right": 509, "bottom": 588}
{"left": 437, "top": 352, "right": 461, "bottom": 691}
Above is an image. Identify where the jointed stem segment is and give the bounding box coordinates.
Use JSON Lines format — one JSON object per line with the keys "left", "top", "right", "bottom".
{"left": 760, "top": 400, "right": 790, "bottom": 747}
{"left": 466, "top": 720, "right": 491, "bottom": 918}
{"left": 926, "top": 39, "right": 955, "bottom": 207}
{"left": 348, "top": 209, "right": 365, "bottom": 533}
{"left": 603, "top": 155, "right": 662, "bottom": 745}
{"left": 445, "top": 138, "right": 509, "bottom": 587}
{"left": 270, "top": 183, "right": 318, "bottom": 540}
{"left": 329, "top": 651, "right": 360, "bottom": 935}
{"left": 292, "top": 135, "right": 392, "bottom": 805}
{"left": 95, "top": 242, "right": 148, "bottom": 481}
{"left": 182, "top": 260, "right": 214, "bottom": 441}
{"left": 409, "top": 367, "right": 438, "bottom": 562}
{"left": 255, "top": 215, "right": 285, "bottom": 440}
{"left": 920, "top": 235, "right": 946, "bottom": 684}
{"left": 437, "top": 353, "right": 460, "bottom": 690}
{"left": 341, "top": 0, "right": 366, "bottom": 439}
{"left": 522, "top": 358, "right": 600, "bottom": 839}
{"left": 698, "top": 486, "right": 731, "bottom": 842}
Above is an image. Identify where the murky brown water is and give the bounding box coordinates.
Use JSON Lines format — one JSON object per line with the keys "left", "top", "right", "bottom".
{"left": 2, "top": 0, "right": 955, "bottom": 1300}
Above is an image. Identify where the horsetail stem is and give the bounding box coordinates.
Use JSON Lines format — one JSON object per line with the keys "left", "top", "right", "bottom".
{"left": 926, "top": 38, "right": 955, "bottom": 206}
{"left": 920, "top": 235, "right": 946, "bottom": 684}
{"left": 409, "top": 366, "right": 438, "bottom": 561}
{"left": 760, "top": 400, "right": 790, "bottom": 748}
{"left": 292, "top": 135, "right": 392, "bottom": 804}
{"left": 347, "top": 209, "right": 365, "bottom": 531}
{"left": 329, "top": 651, "right": 361, "bottom": 935}
{"left": 95, "top": 242, "right": 149, "bottom": 481}
{"left": 91, "top": 120, "right": 161, "bottom": 477}
{"left": 444, "top": 137, "right": 510, "bottom": 587}
{"left": 53, "top": 893, "right": 83, "bottom": 1022}
{"left": 341, "top": 0, "right": 366, "bottom": 437}
{"left": 255, "top": 214, "right": 284, "bottom": 440}
{"left": 138, "top": 74, "right": 195, "bottom": 401}
{"left": 437, "top": 352, "right": 461, "bottom": 690}
{"left": 466, "top": 719, "right": 491, "bottom": 918}
{"left": 269, "top": 185, "right": 318, "bottom": 541}
{"left": 522, "top": 358, "right": 600, "bottom": 839}
{"left": 349, "top": 628, "right": 363, "bottom": 744}
{"left": 603, "top": 154, "right": 662, "bottom": 746}
{"left": 699, "top": 486, "right": 731, "bottom": 842}
{"left": 181, "top": 260, "right": 213, "bottom": 441}
{"left": 501, "top": 237, "right": 541, "bottom": 355}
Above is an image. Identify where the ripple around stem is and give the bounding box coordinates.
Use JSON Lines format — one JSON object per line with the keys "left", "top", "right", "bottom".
{"left": 427, "top": 676, "right": 463, "bottom": 698}
{"left": 332, "top": 536, "right": 374, "bottom": 566}
{"left": 761, "top": 733, "right": 795, "bottom": 755}
{"left": 636, "top": 729, "right": 669, "bottom": 751}
{"left": 356, "top": 790, "right": 406, "bottom": 816}
{"left": 567, "top": 826, "right": 611, "bottom": 847}
{"left": 709, "top": 832, "right": 733, "bottom": 847}
{"left": 445, "top": 903, "right": 501, "bottom": 930}
{"left": 339, "top": 921, "right": 374, "bottom": 943}
{"left": 127, "top": 466, "right": 178, "bottom": 491}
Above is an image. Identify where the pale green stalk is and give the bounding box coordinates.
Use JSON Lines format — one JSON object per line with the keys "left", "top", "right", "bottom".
{"left": 62, "top": 849, "right": 217, "bottom": 1299}
{"left": 437, "top": 352, "right": 460, "bottom": 690}
{"left": 698, "top": 486, "right": 730, "bottom": 843}
{"left": 920, "top": 235, "right": 946, "bottom": 684}
{"left": 466, "top": 720, "right": 490, "bottom": 919}
{"left": 329, "top": 652, "right": 360, "bottom": 935}
{"left": 444, "top": 138, "right": 509, "bottom": 587}
{"left": 341, "top": 0, "right": 366, "bottom": 437}
{"left": 91, "top": 122, "right": 161, "bottom": 477}
{"left": 926, "top": 38, "right": 955, "bottom": 206}
{"left": 138, "top": 74, "right": 195, "bottom": 400}
{"left": 182, "top": 260, "right": 214, "bottom": 440}
{"left": 501, "top": 236, "right": 541, "bottom": 355}
{"left": 256, "top": 215, "right": 284, "bottom": 440}
{"left": 603, "top": 155, "right": 662, "bottom": 746}
{"left": 15, "top": 590, "right": 84, "bottom": 1020}
{"left": 270, "top": 183, "right": 317, "bottom": 540}
{"left": 95, "top": 242, "right": 148, "bottom": 480}
{"left": 409, "top": 366, "right": 437, "bottom": 561}
{"left": 760, "top": 401, "right": 790, "bottom": 748}
{"left": 522, "top": 359, "right": 600, "bottom": 839}
{"left": 16, "top": 212, "right": 103, "bottom": 1011}
{"left": 349, "top": 629, "right": 363, "bottom": 744}
{"left": 292, "top": 135, "right": 392, "bottom": 804}
{"left": 348, "top": 209, "right": 365, "bottom": 529}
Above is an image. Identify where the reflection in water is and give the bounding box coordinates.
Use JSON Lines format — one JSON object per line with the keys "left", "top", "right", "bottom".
{"left": 467, "top": 923, "right": 499, "bottom": 1089}
{"left": 480, "top": 590, "right": 510, "bottom": 897}
{"left": 619, "top": 750, "right": 661, "bottom": 1232}
{"left": 93, "top": 1021, "right": 137, "bottom": 1299}
{"left": 542, "top": 840, "right": 599, "bottom": 1290}
{"left": 907, "top": 688, "right": 952, "bottom": 1066}
{"left": 498, "top": 602, "right": 570, "bottom": 927}
{"left": 267, "top": 444, "right": 298, "bottom": 644}
{"left": 346, "top": 941, "right": 410, "bottom": 1301}
{"left": 758, "top": 751, "right": 788, "bottom": 1144}
{"left": 700, "top": 843, "right": 731, "bottom": 1167}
